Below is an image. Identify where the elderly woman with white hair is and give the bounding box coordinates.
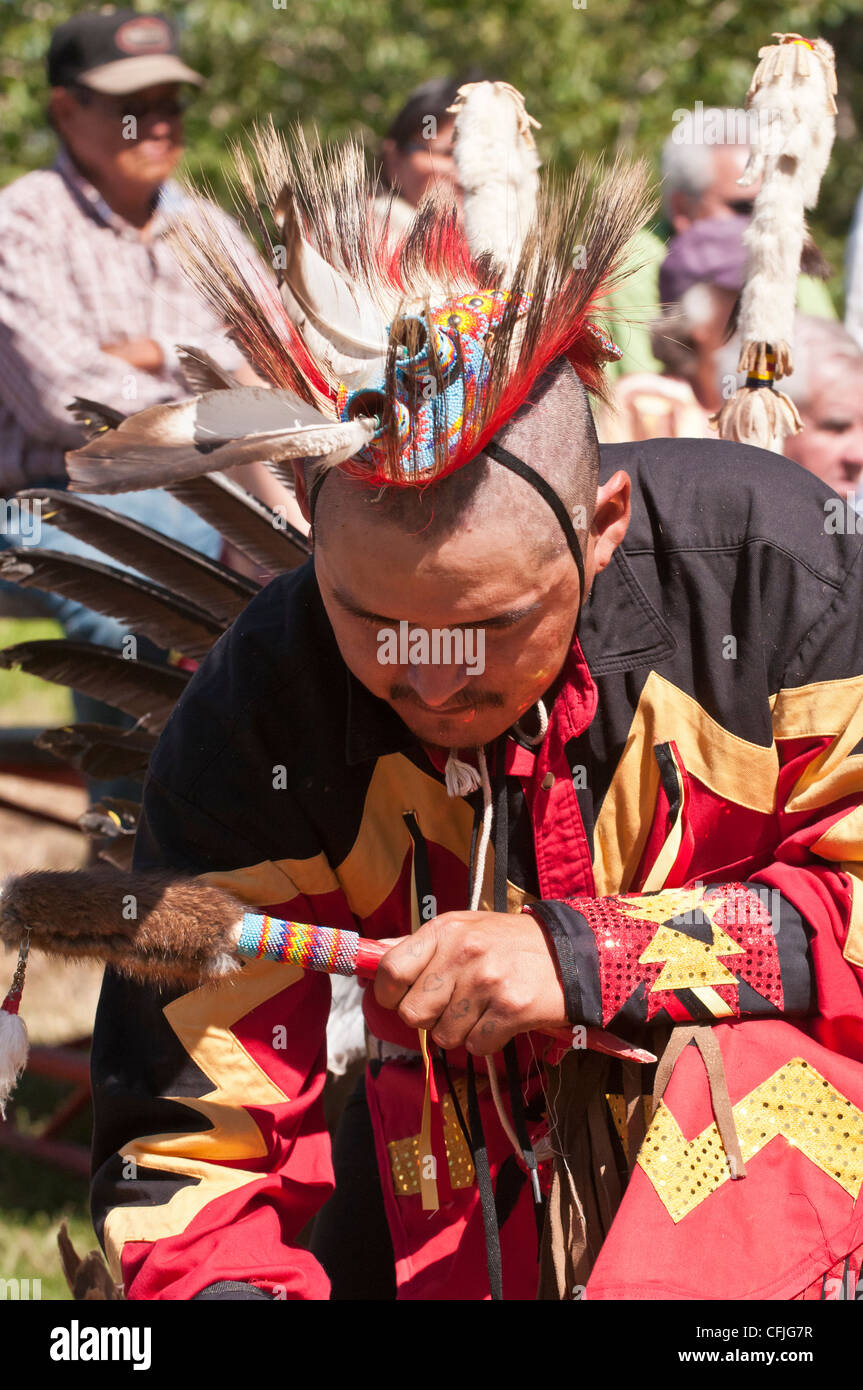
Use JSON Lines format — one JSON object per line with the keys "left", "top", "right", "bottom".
{"left": 779, "top": 316, "right": 863, "bottom": 510}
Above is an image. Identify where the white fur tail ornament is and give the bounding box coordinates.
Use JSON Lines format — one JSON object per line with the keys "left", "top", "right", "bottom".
{"left": 712, "top": 33, "right": 837, "bottom": 452}
{"left": 0, "top": 930, "right": 30, "bottom": 1118}
{"left": 449, "top": 81, "right": 541, "bottom": 278}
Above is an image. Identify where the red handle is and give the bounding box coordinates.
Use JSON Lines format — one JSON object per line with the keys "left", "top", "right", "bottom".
{"left": 355, "top": 938, "right": 388, "bottom": 978}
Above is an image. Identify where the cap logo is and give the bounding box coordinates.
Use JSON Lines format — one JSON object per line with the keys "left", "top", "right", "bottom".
{"left": 114, "top": 17, "right": 173, "bottom": 55}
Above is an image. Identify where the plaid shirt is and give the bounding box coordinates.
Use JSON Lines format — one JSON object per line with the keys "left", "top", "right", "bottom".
{"left": 0, "top": 147, "right": 246, "bottom": 493}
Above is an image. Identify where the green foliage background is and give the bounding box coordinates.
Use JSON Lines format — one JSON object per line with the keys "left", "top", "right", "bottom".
{"left": 1, "top": 0, "right": 863, "bottom": 289}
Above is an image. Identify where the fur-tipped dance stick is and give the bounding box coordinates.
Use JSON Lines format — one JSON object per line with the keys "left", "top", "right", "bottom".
{"left": 0, "top": 867, "right": 655, "bottom": 1066}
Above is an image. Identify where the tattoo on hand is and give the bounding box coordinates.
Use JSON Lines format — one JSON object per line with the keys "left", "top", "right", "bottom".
{"left": 451, "top": 997, "right": 472, "bottom": 1017}
{"left": 422, "top": 972, "right": 446, "bottom": 993}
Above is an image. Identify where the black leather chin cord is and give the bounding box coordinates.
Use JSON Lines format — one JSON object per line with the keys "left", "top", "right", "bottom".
{"left": 484, "top": 440, "right": 587, "bottom": 605}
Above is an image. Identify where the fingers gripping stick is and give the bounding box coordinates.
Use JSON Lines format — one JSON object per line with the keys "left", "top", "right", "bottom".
{"left": 235, "top": 914, "right": 655, "bottom": 1064}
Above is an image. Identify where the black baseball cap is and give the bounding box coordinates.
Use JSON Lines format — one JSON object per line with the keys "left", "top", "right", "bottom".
{"left": 48, "top": 10, "right": 204, "bottom": 94}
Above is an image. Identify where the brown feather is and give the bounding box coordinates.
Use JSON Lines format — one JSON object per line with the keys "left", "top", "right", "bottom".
{"left": 0, "top": 641, "right": 189, "bottom": 733}
{"left": 0, "top": 549, "right": 224, "bottom": 660}
{"left": 35, "top": 721, "right": 156, "bottom": 780}
{"left": 165, "top": 472, "right": 310, "bottom": 574}
{"left": 18, "top": 488, "right": 259, "bottom": 626}
{"left": 67, "top": 398, "right": 127, "bottom": 438}
{"left": 176, "top": 344, "right": 239, "bottom": 393}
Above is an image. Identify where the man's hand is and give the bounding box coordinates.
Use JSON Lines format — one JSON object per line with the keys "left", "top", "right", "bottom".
{"left": 100, "top": 338, "right": 164, "bottom": 373}
{"left": 374, "top": 911, "right": 567, "bottom": 1054}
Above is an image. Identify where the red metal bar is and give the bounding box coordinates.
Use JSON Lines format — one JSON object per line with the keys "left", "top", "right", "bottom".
{"left": 0, "top": 1127, "right": 90, "bottom": 1178}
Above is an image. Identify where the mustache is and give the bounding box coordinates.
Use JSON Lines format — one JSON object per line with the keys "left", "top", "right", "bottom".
{"left": 388, "top": 684, "right": 505, "bottom": 710}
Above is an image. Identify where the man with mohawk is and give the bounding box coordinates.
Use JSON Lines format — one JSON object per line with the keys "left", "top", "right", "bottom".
{"left": 50, "top": 69, "right": 863, "bottom": 1300}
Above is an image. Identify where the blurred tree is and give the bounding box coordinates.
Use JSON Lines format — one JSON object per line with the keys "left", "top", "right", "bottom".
{"left": 1, "top": 0, "right": 861, "bottom": 305}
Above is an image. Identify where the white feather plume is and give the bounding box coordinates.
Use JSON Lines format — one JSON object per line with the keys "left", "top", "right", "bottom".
{"left": 0, "top": 1008, "right": 28, "bottom": 1119}
{"left": 275, "top": 190, "right": 391, "bottom": 389}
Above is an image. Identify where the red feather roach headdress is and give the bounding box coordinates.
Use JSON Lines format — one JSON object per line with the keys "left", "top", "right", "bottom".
{"left": 64, "top": 83, "right": 653, "bottom": 498}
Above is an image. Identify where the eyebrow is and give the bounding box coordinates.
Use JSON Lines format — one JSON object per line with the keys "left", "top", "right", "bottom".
{"left": 331, "top": 587, "right": 543, "bottom": 630}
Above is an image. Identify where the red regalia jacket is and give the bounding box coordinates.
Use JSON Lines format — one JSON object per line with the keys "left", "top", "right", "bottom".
{"left": 90, "top": 437, "right": 863, "bottom": 1301}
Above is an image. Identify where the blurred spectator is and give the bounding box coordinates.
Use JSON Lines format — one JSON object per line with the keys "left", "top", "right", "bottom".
{"left": 373, "top": 77, "right": 464, "bottom": 236}
{"left": 1, "top": 11, "right": 239, "bottom": 498}
{"left": 600, "top": 216, "right": 744, "bottom": 442}
{"left": 781, "top": 315, "right": 863, "bottom": 508}
{"left": 661, "top": 111, "right": 758, "bottom": 232}
{"left": 606, "top": 106, "right": 835, "bottom": 384}
{"left": 0, "top": 9, "right": 294, "bottom": 796}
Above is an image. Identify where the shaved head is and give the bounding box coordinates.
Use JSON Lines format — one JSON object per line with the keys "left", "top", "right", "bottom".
{"left": 312, "top": 358, "right": 599, "bottom": 558}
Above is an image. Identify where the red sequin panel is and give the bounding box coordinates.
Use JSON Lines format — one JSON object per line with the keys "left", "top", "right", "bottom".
{"left": 705, "top": 883, "right": 783, "bottom": 1010}
{"left": 563, "top": 896, "right": 659, "bottom": 1024}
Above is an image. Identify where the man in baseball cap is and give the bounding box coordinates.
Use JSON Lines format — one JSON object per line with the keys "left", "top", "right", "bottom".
{"left": 0, "top": 9, "right": 298, "bottom": 802}
{"left": 47, "top": 9, "right": 203, "bottom": 95}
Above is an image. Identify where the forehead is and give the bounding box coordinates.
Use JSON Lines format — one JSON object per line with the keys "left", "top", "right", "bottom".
{"left": 317, "top": 483, "right": 565, "bottom": 620}
{"left": 710, "top": 143, "right": 750, "bottom": 187}
{"left": 808, "top": 368, "right": 863, "bottom": 414}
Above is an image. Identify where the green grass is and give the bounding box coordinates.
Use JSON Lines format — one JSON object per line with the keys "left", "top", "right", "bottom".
{"left": 0, "top": 1071, "right": 95, "bottom": 1301}
{"left": 0, "top": 620, "right": 95, "bottom": 1299}
{"left": 0, "top": 617, "right": 75, "bottom": 727}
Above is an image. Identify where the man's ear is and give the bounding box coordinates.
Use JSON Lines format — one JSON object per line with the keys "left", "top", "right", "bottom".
{"left": 589, "top": 469, "right": 631, "bottom": 578}
{"left": 668, "top": 189, "right": 693, "bottom": 234}
{"left": 50, "top": 87, "right": 76, "bottom": 139}
{"left": 291, "top": 461, "right": 312, "bottom": 524}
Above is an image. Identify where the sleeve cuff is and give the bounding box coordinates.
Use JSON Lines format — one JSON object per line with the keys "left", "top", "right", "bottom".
{"left": 523, "top": 901, "right": 603, "bottom": 1027}
{"left": 192, "top": 1280, "right": 274, "bottom": 1301}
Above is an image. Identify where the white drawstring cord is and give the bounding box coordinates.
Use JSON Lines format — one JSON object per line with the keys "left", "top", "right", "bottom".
{"left": 444, "top": 705, "right": 549, "bottom": 1186}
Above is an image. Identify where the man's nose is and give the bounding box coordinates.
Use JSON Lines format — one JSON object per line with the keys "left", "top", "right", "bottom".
{"left": 407, "top": 658, "right": 471, "bottom": 707}
{"left": 841, "top": 436, "right": 863, "bottom": 493}
{"left": 140, "top": 112, "right": 179, "bottom": 139}
{"left": 843, "top": 433, "right": 863, "bottom": 470}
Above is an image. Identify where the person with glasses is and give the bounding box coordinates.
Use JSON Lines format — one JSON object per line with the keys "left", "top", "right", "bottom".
{"left": 604, "top": 106, "right": 835, "bottom": 390}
